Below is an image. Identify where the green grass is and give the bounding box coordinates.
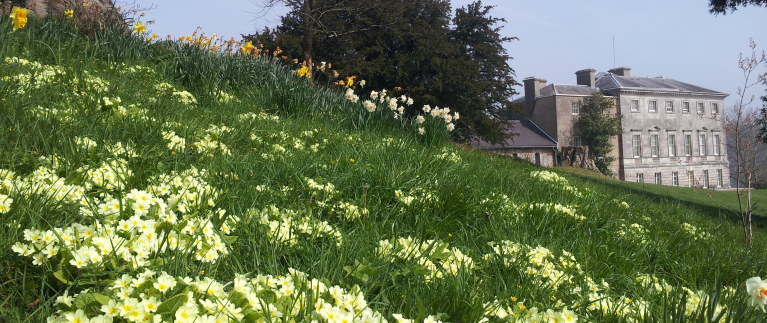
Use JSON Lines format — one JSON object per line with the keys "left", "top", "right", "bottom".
{"left": 558, "top": 166, "right": 767, "bottom": 224}
{"left": 1, "top": 14, "right": 767, "bottom": 323}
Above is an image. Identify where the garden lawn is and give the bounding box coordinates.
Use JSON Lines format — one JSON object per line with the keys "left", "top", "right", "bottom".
{"left": 1, "top": 14, "right": 767, "bottom": 323}
{"left": 558, "top": 166, "right": 767, "bottom": 222}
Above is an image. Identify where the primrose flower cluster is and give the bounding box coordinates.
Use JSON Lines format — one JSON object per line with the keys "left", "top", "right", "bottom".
{"left": 485, "top": 241, "right": 583, "bottom": 293}
{"left": 303, "top": 178, "right": 367, "bottom": 220}
{"left": 482, "top": 298, "right": 579, "bottom": 323}
{"left": 9, "top": 160, "right": 238, "bottom": 271}
{"left": 529, "top": 170, "right": 583, "bottom": 197}
{"left": 154, "top": 82, "right": 198, "bottom": 105}
{"left": 616, "top": 223, "right": 649, "bottom": 244}
{"left": 249, "top": 127, "right": 327, "bottom": 161}
{"left": 251, "top": 205, "right": 343, "bottom": 247}
{"left": 394, "top": 188, "right": 440, "bottom": 211}
{"left": 47, "top": 268, "right": 430, "bottom": 323}
{"left": 514, "top": 203, "right": 584, "bottom": 221}
{"left": 2, "top": 56, "right": 66, "bottom": 95}
{"left": 680, "top": 222, "right": 712, "bottom": 241}
{"left": 193, "top": 124, "right": 234, "bottom": 156}
{"left": 484, "top": 240, "right": 728, "bottom": 321}
{"left": 376, "top": 237, "right": 474, "bottom": 281}
{"left": 479, "top": 195, "right": 583, "bottom": 222}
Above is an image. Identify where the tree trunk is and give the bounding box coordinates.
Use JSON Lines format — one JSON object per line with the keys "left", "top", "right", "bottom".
{"left": 301, "top": 0, "right": 314, "bottom": 70}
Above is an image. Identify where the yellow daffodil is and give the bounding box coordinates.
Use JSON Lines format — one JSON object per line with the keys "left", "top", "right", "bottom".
{"left": 83, "top": 1, "right": 89, "bottom": 7}
{"left": 241, "top": 41, "right": 255, "bottom": 54}
{"left": 296, "top": 65, "right": 309, "bottom": 77}
{"left": 64, "top": 9, "right": 74, "bottom": 18}
{"left": 134, "top": 21, "right": 146, "bottom": 34}
{"left": 10, "top": 6, "right": 30, "bottom": 31}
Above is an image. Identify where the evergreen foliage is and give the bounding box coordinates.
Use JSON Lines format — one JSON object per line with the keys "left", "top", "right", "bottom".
{"left": 575, "top": 93, "right": 622, "bottom": 175}
{"left": 246, "top": 0, "right": 520, "bottom": 144}
{"left": 709, "top": 0, "right": 766, "bottom": 14}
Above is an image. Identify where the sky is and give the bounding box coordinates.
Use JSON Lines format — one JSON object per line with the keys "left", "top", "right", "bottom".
{"left": 131, "top": 0, "right": 767, "bottom": 109}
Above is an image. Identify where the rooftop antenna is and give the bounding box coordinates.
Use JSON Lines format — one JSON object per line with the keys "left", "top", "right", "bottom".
{"left": 612, "top": 37, "right": 616, "bottom": 68}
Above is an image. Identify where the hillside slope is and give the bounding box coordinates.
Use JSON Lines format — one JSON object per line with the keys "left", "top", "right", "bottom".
{"left": 1, "top": 15, "right": 767, "bottom": 323}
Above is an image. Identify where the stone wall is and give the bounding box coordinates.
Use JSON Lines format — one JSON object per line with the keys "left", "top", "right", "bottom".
{"left": 485, "top": 148, "right": 556, "bottom": 168}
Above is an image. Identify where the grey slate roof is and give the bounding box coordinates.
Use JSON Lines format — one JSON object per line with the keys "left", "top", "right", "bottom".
{"left": 513, "top": 84, "right": 601, "bottom": 103}
{"left": 473, "top": 120, "right": 557, "bottom": 149}
{"left": 596, "top": 73, "right": 727, "bottom": 96}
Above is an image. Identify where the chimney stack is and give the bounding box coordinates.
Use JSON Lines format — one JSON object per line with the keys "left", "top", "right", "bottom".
{"left": 608, "top": 67, "right": 631, "bottom": 77}
{"left": 575, "top": 68, "right": 596, "bottom": 87}
{"left": 523, "top": 77, "right": 547, "bottom": 113}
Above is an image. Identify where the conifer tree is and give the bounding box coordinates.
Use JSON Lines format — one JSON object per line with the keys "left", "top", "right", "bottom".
{"left": 246, "top": 0, "right": 520, "bottom": 144}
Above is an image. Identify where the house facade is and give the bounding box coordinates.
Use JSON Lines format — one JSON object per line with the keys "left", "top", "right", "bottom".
{"left": 511, "top": 67, "right": 730, "bottom": 189}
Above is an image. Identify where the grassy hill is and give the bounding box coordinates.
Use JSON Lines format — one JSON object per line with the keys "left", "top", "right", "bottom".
{"left": 558, "top": 166, "right": 767, "bottom": 223}
{"left": 2, "top": 14, "right": 767, "bottom": 323}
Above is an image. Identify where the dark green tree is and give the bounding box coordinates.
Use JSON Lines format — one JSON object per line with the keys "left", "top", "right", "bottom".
{"left": 575, "top": 93, "right": 623, "bottom": 175}
{"left": 709, "top": 0, "right": 766, "bottom": 14}
{"left": 245, "top": 0, "right": 520, "bottom": 144}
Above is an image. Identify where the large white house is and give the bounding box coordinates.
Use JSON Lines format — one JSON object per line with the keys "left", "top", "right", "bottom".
{"left": 503, "top": 67, "right": 730, "bottom": 189}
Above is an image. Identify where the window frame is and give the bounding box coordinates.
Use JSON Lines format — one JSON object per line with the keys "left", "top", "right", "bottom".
{"left": 636, "top": 173, "right": 644, "bottom": 183}
{"left": 648, "top": 100, "right": 658, "bottom": 113}
{"left": 713, "top": 134, "right": 720, "bottom": 155}
{"left": 672, "top": 172, "right": 679, "bottom": 186}
{"left": 684, "top": 134, "right": 692, "bottom": 156}
{"left": 717, "top": 169, "right": 723, "bottom": 187}
{"left": 630, "top": 99, "right": 639, "bottom": 112}
{"left": 668, "top": 134, "right": 677, "bottom": 157}
{"left": 711, "top": 102, "right": 719, "bottom": 115}
{"left": 574, "top": 137, "right": 582, "bottom": 147}
{"left": 651, "top": 134, "right": 659, "bottom": 157}
{"left": 655, "top": 172, "right": 662, "bottom": 185}
{"left": 665, "top": 100, "right": 674, "bottom": 113}
{"left": 697, "top": 102, "right": 705, "bottom": 114}
{"left": 689, "top": 170, "right": 695, "bottom": 187}
{"left": 703, "top": 170, "right": 709, "bottom": 188}
{"left": 572, "top": 102, "right": 580, "bottom": 115}
{"left": 632, "top": 134, "right": 642, "bottom": 158}
{"left": 699, "top": 133, "right": 707, "bottom": 156}
{"left": 682, "top": 101, "right": 691, "bottom": 114}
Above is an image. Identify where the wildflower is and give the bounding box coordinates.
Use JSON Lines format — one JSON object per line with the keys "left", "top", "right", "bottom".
{"left": 418, "top": 128, "right": 425, "bottom": 135}
{"left": 297, "top": 65, "right": 309, "bottom": 77}
{"left": 154, "top": 272, "right": 177, "bottom": 293}
{"left": 0, "top": 194, "right": 12, "bottom": 213}
{"left": 422, "top": 105, "right": 431, "bottom": 113}
{"left": 370, "top": 91, "right": 379, "bottom": 99}
{"left": 363, "top": 100, "right": 376, "bottom": 112}
{"left": 10, "top": 6, "right": 30, "bottom": 31}
{"left": 134, "top": 21, "right": 146, "bottom": 34}
{"left": 63, "top": 309, "right": 89, "bottom": 323}
{"left": 416, "top": 115, "right": 425, "bottom": 124}
{"left": 747, "top": 277, "right": 767, "bottom": 311}
{"left": 64, "top": 9, "right": 74, "bottom": 18}
{"left": 446, "top": 123, "right": 455, "bottom": 131}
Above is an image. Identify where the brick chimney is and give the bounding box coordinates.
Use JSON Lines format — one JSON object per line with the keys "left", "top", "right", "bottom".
{"left": 575, "top": 68, "right": 595, "bottom": 87}
{"left": 523, "top": 77, "right": 547, "bottom": 113}
{"left": 608, "top": 67, "right": 631, "bottom": 77}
